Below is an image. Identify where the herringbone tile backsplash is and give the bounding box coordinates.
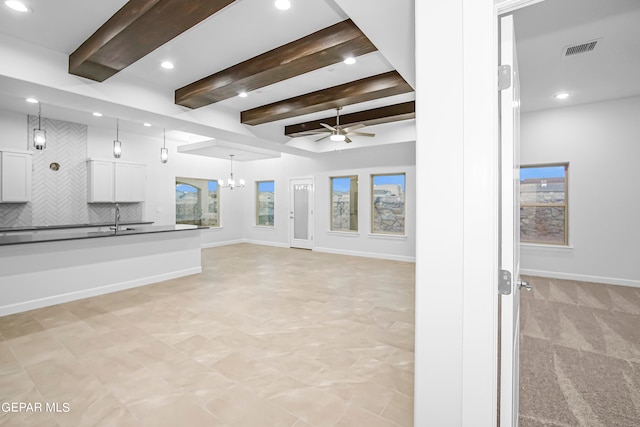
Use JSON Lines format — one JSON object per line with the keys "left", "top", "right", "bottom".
{"left": 0, "top": 116, "right": 142, "bottom": 228}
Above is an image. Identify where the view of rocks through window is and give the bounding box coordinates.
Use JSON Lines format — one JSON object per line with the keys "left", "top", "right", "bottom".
{"left": 520, "top": 165, "right": 567, "bottom": 244}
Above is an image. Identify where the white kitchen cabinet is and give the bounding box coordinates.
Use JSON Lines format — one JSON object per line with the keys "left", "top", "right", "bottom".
{"left": 0, "top": 151, "right": 32, "bottom": 203}
{"left": 115, "top": 163, "right": 145, "bottom": 202}
{"left": 87, "top": 160, "right": 115, "bottom": 203}
{"left": 87, "top": 159, "right": 145, "bottom": 203}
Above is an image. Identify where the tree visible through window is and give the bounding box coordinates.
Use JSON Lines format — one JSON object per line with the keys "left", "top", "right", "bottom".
{"left": 520, "top": 164, "right": 568, "bottom": 244}
{"left": 371, "top": 173, "right": 405, "bottom": 235}
{"left": 175, "top": 178, "right": 219, "bottom": 227}
{"left": 256, "top": 181, "right": 274, "bottom": 226}
{"left": 331, "top": 176, "right": 358, "bottom": 231}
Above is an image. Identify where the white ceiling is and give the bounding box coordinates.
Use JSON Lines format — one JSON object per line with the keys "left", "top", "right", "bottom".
{"left": 514, "top": 0, "right": 640, "bottom": 112}
{"left": 0, "top": 0, "right": 416, "bottom": 159}
{"left": 0, "top": 0, "right": 638, "bottom": 159}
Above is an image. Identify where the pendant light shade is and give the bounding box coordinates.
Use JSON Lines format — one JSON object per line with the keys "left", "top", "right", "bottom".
{"left": 113, "top": 118, "right": 122, "bottom": 158}
{"left": 33, "top": 103, "right": 46, "bottom": 150}
{"left": 160, "top": 128, "right": 168, "bottom": 163}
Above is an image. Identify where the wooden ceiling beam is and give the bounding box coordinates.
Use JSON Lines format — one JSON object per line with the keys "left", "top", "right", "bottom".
{"left": 284, "top": 101, "right": 415, "bottom": 137}
{"left": 69, "top": 0, "right": 235, "bottom": 82}
{"left": 241, "top": 71, "right": 413, "bottom": 126}
{"left": 175, "top": 19, "right": 378, "bottom": 109}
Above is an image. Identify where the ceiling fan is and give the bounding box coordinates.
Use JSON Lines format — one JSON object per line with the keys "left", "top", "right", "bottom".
{"left": 297, "top": 107, "right": 375, "bottom": 143}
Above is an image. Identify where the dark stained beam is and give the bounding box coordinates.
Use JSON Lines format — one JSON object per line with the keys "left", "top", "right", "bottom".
{"left": 175, "top": 19, "right": 378, "bottom": 109}
{"left": 285, "top": 101, "right": 415, "bottom": 137}
{"left": 241, "top": 71, "right": 413, "bottom": 126}
{"left": 69, "top": 0, "right": 235, "bottom": 82}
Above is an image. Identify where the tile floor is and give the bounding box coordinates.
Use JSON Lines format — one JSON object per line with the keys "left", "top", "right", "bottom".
{"left": 0, "top": 244, "right": 415, "bottom": 426}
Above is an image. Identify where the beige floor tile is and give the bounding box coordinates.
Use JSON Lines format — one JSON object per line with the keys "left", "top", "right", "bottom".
{"left": 268, "top": 385, "right": 350, "bottom": 427}
{"left": 380, "top": 390, "right": 414, "bottom": 427}
{"left": 7, "top": 331, "right": 72, "bottom": 367}
{"left": 336, "top": 404, "right": 400, "bottom": 427}
{"left": 0, "top": 341, "right": 22, "bottom": 375}
{"left": 0, "top": 244, "right": 415, "bottom": 427}
{"left": 131, "top": 396, "right": 226, "bottom": 427}
{"left": 206, "top": 385, "right": 298, "bottom": 427}
{"left": 0, "top": 312, "right": 44, "bottom": 339}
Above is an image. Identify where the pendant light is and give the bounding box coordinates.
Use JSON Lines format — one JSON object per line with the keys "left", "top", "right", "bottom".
{"left": 113, "top": 118, "right": 122, "bottom": 158}
{"left": 33, "top": 102, "right": 46, "bottom": 150}
{"left": 218, "top": 154, "right": 245, "bottom": 190}
{"left": 160, "top": 128, "right": 168, "bottom": 163}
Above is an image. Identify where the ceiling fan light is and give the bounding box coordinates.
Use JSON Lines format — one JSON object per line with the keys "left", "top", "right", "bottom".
{"left": 330, "top": 133, "right": 345, "bottom": 142}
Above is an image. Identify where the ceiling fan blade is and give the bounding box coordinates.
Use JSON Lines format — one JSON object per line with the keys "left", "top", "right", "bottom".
{"left": 320, "top": 123, "right": 337, "bottom": 132}
{"left": 344, "top": 136, "right": 352, "bottom": 143}
{"left": 342, "top": 124, "right": 365, "bottom": 132}
{"left": 315, "top": 134, "right": 331, "bottom": 142}
{"left": 348, "top": 131, "right": 375, "bottom": 137}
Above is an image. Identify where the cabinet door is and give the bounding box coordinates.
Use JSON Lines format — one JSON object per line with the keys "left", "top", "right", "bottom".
{"left": 1, "top": 152, "right": 32, "bottom": 202}
{"left": 87, "top": 160, "right": 114, "bottom": 202}
{"left": 114, "top": 163, "right": 133, "bottom": 202}
{"left": 130, "top": 165, "right": 146, "bottom": 202}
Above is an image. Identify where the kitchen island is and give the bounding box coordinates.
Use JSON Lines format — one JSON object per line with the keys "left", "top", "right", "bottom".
{"left": 0, "top": 224, "right": 203, "bottom": 316}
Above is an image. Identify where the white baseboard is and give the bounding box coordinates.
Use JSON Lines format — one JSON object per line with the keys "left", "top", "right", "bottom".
{"left": 244, "top": 239, "right": 290, "bottom": 248}
{"left": 314, "top": 246, "right": 415, "bottom": 263}
{"left": 201, "top": 239, "right": 245, "bottom": 249}
{"left": 0, "top": 267, "right": 202, "bottom": 317}
{"left": 520, "top": 268, "right": 640, "bottom": 289}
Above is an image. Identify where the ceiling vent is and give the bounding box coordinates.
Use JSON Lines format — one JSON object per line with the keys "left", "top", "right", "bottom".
{"left": 563, "top": 40, "right": 599, "bottom": 57}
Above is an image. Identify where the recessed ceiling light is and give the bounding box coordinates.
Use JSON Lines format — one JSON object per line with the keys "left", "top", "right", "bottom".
{"left": 161, "top": 61, "right": 174, "bottom": 70}
{"left": 143, "top": 123, "right": 152, "bottom": 127}
{"left": 555, "top": 92, "right": 570, "bottom": 100}
{"left": 93, "top": 112, "right": 103, "bottom": 117}
{"left": 25, "top": 98, "right": 38, "bottom": 103}
{"left": 343, "top": 57, "right": 356, "bottom": 65}
{"left": 274, "top": 0, "right": 290, "bottom": 10}
{"left": 238, "top": 92, "right": 248, "bottom": 98}
{"left": 5, "top": 1, "right": 30, "bottom": 13}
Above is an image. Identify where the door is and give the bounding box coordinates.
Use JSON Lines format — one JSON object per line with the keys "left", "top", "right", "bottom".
{"left": 499, "top": 13, "right": 523, "bottom": 427}
{"left": 289, "top": 178, "right": 314, "bottom": 249}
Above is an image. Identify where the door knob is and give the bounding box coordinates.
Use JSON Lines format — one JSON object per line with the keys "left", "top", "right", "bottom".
{"left": 519, "top": 281, "right": 532, "bottom": 292}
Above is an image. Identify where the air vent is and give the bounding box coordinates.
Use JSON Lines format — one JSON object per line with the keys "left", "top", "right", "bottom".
{"left": 563, "top": 40, "right": 599, "bottom": 57}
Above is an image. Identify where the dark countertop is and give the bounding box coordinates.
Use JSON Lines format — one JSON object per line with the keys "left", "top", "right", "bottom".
{"left": 0, "top": 221, "right": 154, "bottom": 233}
{"left": 0, "top": 224, "right": 202, "bottom": 246}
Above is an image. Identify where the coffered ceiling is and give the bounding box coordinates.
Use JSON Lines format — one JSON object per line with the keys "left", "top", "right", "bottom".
{"left": 0, "top": 0, "right": 416, "bottom": 158}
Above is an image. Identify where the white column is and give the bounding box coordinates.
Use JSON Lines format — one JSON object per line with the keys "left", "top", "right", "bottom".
{"left": 414, "top": 0, "right": 498, "bottom": 425}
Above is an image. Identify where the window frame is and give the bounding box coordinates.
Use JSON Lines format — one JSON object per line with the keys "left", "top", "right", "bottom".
{"left": 255, "top": 180, "right": 275, "bottom": 227}
{"left": 175, "top": 177, "right": 221, "bottom": 228}
{"left": 519, "top": 163, "right": 569, "bottom": 245}
{"left": 330, "top": 175, "right": 359, "bottom": 232}
{"left": 370, "top": 172, "right": 406, "bottom": 236}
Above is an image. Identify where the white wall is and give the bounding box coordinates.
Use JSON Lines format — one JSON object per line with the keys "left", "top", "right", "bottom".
{"left": 241, "top": 143, "right": 416, "bottom": 261}
{"left": 0, "top": 109, "right": 28, "bottom": 151}
{"left": 520, "top": 96, "right": 640, "bottom": 287}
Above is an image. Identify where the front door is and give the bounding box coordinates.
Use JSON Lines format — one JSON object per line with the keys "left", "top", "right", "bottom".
{"left": 499, "top": 13, "right": 524, "bottom": 427}
{"left": 289, "top": 178, "right": 314, "bottom": 249}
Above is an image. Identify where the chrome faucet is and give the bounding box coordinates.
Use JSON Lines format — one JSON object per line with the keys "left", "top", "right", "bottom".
{"left": 115, "top": 203, "right": 120, "bottom": 231}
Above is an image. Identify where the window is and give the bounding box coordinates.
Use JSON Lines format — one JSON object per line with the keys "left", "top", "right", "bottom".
{"left": 256, "top": 181, "right": 274, "bottom": 226}
{"left": 520, "top": 164, "right": 568, "bottom": 244}
{"left": 330, "top": 176, "right": 358, "bottom": 231}
{"left": 371, "top": 173, "right": 405, "bottom": 235}
{"left": 175, "top": 178, "right": 220, "bottom": 227}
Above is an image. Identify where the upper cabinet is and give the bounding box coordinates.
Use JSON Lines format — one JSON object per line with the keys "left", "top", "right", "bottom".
{"left": 87, "top": 159, "right": 145, "bottom": 203}
{"left": 0, "top": 151, "right": 32, "bottom": 203}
